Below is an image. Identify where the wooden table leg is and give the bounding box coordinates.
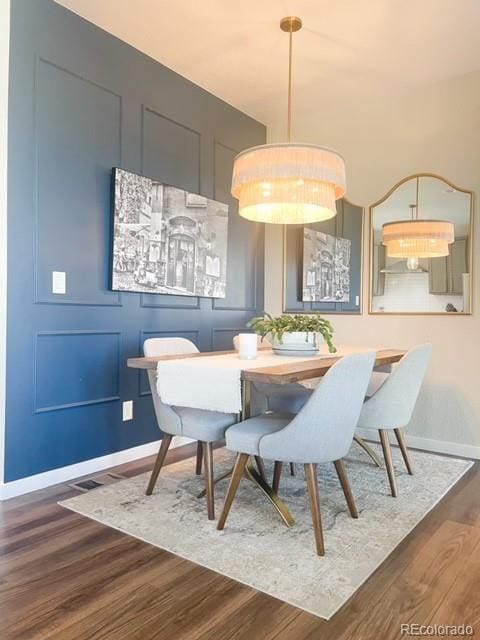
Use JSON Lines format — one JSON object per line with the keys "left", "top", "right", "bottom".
{"left": 242, "top": 378, "right": 252, "bottom": 420}
{"left": 195, "top": 441, "right": 203, "bottom": 475}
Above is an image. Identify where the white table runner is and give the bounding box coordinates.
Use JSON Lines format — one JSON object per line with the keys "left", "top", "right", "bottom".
{"left": 156, "top": 349, "right": 332, "bottom": 413}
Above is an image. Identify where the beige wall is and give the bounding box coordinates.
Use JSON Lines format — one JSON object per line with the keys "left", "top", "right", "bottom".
{"left": 265, "top": 70, "right": 480, "bottom": 457}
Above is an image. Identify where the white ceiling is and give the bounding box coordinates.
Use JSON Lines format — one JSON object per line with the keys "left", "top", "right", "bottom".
{"left": 55, "top": 0, "right": 480, "bottom": 134}
{"left": 54, "top": 1, "right": 480, "bottom": 205}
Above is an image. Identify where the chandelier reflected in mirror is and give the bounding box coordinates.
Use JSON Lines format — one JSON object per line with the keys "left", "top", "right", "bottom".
{"left": 382, "top": 177, "right": 454, "bottom": 259}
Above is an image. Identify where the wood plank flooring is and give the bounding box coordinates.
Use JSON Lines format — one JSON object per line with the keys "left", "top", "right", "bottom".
{"left": 0, "top": 444, "right": 479, "bottom": 640}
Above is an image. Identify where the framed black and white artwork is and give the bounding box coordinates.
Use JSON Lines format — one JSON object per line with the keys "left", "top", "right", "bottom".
{"left": 111, "top": 168, "right": 229, "bottom": 298}
{"left": 302, "top": 228, "right": 351, "bottom": 302}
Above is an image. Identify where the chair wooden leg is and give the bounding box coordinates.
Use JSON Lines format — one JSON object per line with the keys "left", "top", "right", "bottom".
{"left": 146, "top": 434, "right": 173, "bottom": 496}
{"left": 217, "top": 453, "right": 249, "bottom": 530}
{"left": 289, "top": 462, "right": 296, "bottom": 476}
{"left": 254, "top": 456, "right": 267, "bottom": 483}
{"left": 304, "top": 463, "right": 325, "bottom": 556}
{"left": 333, "top": 459, "right": 358, "bottom": 518}
{"left": 272, "top": 461, "right": 283, "bottom": 493}
{"left": 394, "top": 428, "right": 413, "bottom": 475}
{"left": 353, "top": 435, "right": 383, "bottom": 468}
{"left": 203, "top": 442, "right": 215, "bottom": 520}
{"left": 379, "top": 429, "right": 398, "bottom": 497}
{"left": 195, "top": 441, "right": 203, "bottom": 475}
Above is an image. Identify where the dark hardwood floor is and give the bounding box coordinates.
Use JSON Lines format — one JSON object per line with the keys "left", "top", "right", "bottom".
{"left": 1, "top": 444, "right": 479, "bottom": 640}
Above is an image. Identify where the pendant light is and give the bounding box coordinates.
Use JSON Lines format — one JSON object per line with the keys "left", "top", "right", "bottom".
{"left": 231, "top": 16, "right": 346, "bottom": 225}
{"left": 382, "top": 177, "right": 454, "bottom": 259}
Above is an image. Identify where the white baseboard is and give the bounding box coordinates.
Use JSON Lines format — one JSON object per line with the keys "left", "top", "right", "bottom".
{"left": 0, "top": 436, "right": 194, "bottom": 501}
{"left": 2, "top": 430, "right": 477, "bottom": 502}
{"left": 356, "top": 428, "right": 480, "bottom": 460}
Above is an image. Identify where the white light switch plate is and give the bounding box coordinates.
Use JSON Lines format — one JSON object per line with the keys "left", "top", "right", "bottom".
{"left": 52, "top": 271, "right": 66, "bottom": 294}
{"left": 122, "top": 401, "right": 133, "bottom": 421}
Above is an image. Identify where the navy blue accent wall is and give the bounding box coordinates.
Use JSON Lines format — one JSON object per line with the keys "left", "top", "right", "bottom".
{"left": 6, "top": 0, "right": 266, "bottom": 481}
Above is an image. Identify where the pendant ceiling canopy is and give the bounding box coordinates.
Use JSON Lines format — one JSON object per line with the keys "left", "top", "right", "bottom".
{"left": 231, "top": 16, "right": 346, "bottom": 225}
{"left": 382, "top": 178, "right": 455, "bottom": 258}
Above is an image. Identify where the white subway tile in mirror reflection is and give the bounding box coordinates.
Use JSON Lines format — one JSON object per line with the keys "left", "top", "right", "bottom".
{"left": 372, "top": 272, "right": 464, "bottom": 313}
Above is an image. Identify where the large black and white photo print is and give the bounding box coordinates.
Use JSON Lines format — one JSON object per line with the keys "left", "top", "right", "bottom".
{"left": 111, "top": 168, "right": 229, "bottom": 297}
{"left": 302, "top": 228, "right": 351, "bottom": 302}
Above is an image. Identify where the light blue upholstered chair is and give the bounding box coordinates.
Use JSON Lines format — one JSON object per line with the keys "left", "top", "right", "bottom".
{"left": 144, "top": 337, "right": 237, "bottom": 519}
{"left": 366, "top": 367, "right": 392, "bottom": 397}
{"left": 217, "top": 351, "right": 376, "bottom": 555}
{"left": 235, "top": 333, "right": 390, "bottom": 475}
{"left": 357, "top": 344, "right": 432, "bottom": 497}
{"left": 233, "top": 333, "right": 313, "bottom": 478}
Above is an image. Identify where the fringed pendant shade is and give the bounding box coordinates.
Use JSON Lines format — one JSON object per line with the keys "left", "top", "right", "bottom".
{"left": 231, "top": 143, "right": 346, "bottom": 224}
{"left": 382, "top": 219, "right": 454, "bottom": 258}
{"left": 231, "top": 16, "right": 346, "bottom": 225}
{"left": 382, "top": 178, "right": 454, "bottom": 258}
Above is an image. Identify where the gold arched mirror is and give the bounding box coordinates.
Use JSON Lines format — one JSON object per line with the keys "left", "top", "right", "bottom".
{"left": 369, "top": 174, "right": 474, "bottom": 315}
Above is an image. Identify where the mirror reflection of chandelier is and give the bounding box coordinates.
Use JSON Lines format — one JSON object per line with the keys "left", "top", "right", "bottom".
{"left": 231, "top": 16, "right": 346, "bottom": 225}
{"left": 382, "top": 177, "right": 455, "bottom": 259}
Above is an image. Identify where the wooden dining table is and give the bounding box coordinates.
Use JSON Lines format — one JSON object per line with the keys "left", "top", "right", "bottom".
{"left": 128, "top": 347, "right": 406, "bottom": 525}
{"left": 128, "top": 346, "right": 405, "bottom": 416}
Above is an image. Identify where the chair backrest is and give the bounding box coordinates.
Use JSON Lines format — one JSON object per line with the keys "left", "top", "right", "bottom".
{"left": 259, "top": 351, "right": 376, "bottom": 464}
{"left": 233, "top": 334, "right": 270, "bottom": 351}
{"left": 143, "top": 337, "right": 199, "bottom": 436}
{"left": 358, "top": 344, "right": 432, "bottom": 429}
{"left": 144, "top": 337, "right": 199, "bottom": 358}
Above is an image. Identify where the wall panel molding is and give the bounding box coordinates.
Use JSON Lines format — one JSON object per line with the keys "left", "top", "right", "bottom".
{"left": 6, "top": 0, "right": 266, "bottom": 482}
{"left": 211, "top": 327, "right": 249, "bottom": 351}
{"left": 141, "top": 104, "right": 202, "bottom": 193}
{"left": 139, "top": 104, "right": 203, "bottom": 309}
{"left": 139, "top": 293, "right": 201, "bottom": 310}
{"left": 212, "top": 140, "right": 259, "bottom": 312}
{"left": 33, "top": 330, "right": 121, "bottom": 413}
{"left": 33, "top": 56, "right": 123, "bottom": 307}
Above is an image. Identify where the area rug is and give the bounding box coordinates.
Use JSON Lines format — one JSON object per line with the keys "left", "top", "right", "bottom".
{"left": 59, "top": 444, "right": 473, "bottom": 619}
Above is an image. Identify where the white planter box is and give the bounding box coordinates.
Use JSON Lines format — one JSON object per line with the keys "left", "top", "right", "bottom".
{"left": 271, "top": 331, "right": 323, "bottom": 355}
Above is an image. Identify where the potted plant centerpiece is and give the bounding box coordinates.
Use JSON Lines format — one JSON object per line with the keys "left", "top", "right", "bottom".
{"left": 247, "top": 313, "right": 337, "bottom": 356}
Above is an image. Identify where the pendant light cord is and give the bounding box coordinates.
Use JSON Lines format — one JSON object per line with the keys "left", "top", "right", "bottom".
{"left": 287, "top": 25, "right": 293, "bottom": 142}
{"left": 415, "top": 176, "right": 419, "bottom": 220}
{"left": 281, "top": 16, "right": 302, "bottom": 141}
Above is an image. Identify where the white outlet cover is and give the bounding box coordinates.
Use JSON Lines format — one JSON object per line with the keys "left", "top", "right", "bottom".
{"left": 122, "top": 401, "right": 133, "bottom": 421}
{"left": 52, "top": 271, "right": 66, "bottom": 294}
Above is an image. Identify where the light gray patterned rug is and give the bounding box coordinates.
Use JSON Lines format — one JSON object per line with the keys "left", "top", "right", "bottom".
{"left": 59, "top": 444, "right": 472, "bottom": 619}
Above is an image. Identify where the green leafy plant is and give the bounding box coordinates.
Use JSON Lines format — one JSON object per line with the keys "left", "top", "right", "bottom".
{"left": 247, "top": 313, "right": 337, "bottom": 354}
